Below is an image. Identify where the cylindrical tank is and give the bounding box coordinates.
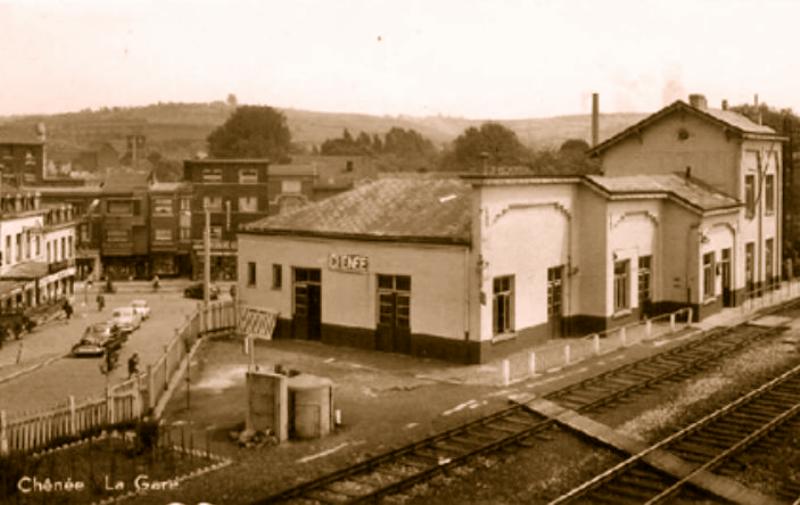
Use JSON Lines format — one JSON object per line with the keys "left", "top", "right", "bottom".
{"left": 288, "top": 374, "right": 333, "bottom": 439}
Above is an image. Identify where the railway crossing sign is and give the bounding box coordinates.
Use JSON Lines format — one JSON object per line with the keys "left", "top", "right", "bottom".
{"left": 238, "top": 305, "right": 278, "bottom": 340}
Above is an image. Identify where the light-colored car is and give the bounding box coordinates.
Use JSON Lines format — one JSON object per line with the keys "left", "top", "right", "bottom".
{"left": 131, "top": 299, "right": 151, "bottom": 320}
{"left": 109, "top": 306, "right": 142, "bottom": 333}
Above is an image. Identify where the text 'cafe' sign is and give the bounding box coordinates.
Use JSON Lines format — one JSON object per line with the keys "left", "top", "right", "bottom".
{"left": 328, "top": 253, "right": 369, "bottom": 274}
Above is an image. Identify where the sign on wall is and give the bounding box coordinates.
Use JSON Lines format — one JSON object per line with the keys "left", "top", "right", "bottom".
{"left": 328, "top": 253, "right": 369, "bottom": 274}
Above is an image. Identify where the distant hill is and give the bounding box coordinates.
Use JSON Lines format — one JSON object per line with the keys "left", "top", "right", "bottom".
{"left": 0, "top": 101, "right": 647, "bottom": 162}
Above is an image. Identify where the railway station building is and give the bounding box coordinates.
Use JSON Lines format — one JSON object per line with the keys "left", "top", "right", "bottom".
{"left": 237, "top": 95, "right": 784, "bottom": 364}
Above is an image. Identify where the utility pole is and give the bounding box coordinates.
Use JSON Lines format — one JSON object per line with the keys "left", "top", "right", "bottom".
{"left": 204, "top": 205, "right": 211, "bottom": 308}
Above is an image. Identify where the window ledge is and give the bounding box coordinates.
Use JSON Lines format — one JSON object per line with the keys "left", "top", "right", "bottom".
{"left": 491, "top": 332, "right": 517, "bottom": 344}
{"left": 612, "top": 309, "right": 632, "bottom": 320}
{"left": 703, "top": 296, "right": 717, "bottom": 306}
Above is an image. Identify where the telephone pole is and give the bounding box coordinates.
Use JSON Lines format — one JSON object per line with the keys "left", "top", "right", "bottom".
{"left": 204, "top": 206, "right": 211, "bottom": 307}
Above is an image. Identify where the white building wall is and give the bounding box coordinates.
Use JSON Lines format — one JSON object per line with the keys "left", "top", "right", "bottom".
{"left": 476, "top": 183, "right": 576, "bottom": 342}
{"left": 237, "top": 233, "right": 468, "bottom": 339}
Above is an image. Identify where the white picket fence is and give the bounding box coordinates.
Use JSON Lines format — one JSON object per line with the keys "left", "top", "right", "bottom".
{"left": 499, "top": 278, "right": 800, "bottom": 385}
{"left": 0, "top": 300, "right": 236, "bottom": 455}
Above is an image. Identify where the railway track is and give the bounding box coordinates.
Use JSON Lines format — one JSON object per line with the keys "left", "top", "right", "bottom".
{"left": 252, "top": 304, "right": 798, "bottom": 505}
{"left": 549, "top": 361, "right": 800, "bottom": 505}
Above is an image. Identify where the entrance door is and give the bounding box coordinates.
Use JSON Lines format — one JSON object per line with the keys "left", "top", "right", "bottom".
{"left": 376, "top": 275, "right": 411, "bottom": 353}
{"left": 720, "top": 248, "right": 733, "bottom": 307}
{"left": 547, "top": 266, "right": 564, "bottom": 338}
{"left": 293, "top": 268, "right": 321, "bottom": 340}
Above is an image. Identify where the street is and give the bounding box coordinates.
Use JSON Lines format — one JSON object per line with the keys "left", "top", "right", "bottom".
{"left": 0, "top": 285, "right": 201, "bottom": 416}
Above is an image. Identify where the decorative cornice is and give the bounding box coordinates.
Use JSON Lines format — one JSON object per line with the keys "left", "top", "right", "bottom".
{"left": 610, "top": 210, "right": 659, "bottom": 229}
{"left": 490, "top": 201, "right": 571, "bottom": 225}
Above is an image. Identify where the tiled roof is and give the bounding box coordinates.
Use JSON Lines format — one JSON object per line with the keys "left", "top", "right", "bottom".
{"left": 243, "top": 176, "right": 471, "bottom": 244}
{"left": 586, "top": 174, "right": 740, "bottom": 211}
{"left": 702, "top": 108, "right": 775, "bottom": 134}
{"left": 591, "top": 100, "right": 783, "bottom": 155}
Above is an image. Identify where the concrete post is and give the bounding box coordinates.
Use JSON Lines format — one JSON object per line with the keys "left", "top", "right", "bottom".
{"left": 68, "top": 395, "right": 76, "bottom": 435}
{"left": 564, "top": 344, "right": 571, "bottom": 365}
{"left": 528, "top": 351, "right": 537, "bottom": 375}
{"left": 501, "top": 359, "right": 510, "bottom": 386}
{"left": 645, "top": 319, "right": 653, "bottom": 338}
{"left": 0, "top": 409, "right": 8, "bottom": 455}
{"left": 669, "top": 313, "right": 677, "bottom": 332}
{"left": 620, "top": 327, "right": 628, "bottom": 347}
{"left": 686, "top": 308, "right": 693, "bottom": 325}
{"left": 593, "top": 334, "right": 600, "bottom": 355}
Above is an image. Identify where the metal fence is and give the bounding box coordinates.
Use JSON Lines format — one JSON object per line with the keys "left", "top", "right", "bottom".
{"left": 0, "top": 300, "right": 235, "bottom": 455}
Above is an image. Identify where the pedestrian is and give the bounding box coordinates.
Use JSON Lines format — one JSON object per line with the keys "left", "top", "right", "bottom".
{"left": 96, "top": 293, "right": 105, "bottom": 312}
{"left": 63, "top": 300, "right": 73, "bottom": 320}
{"left": 12, "top": 318, "right": 22, "bottom": 340}
{"left": 153, "top": 275, "right": 160, "bottom": 292}
{"left": 128, "top": 352, "right": 140, "bottom": 379}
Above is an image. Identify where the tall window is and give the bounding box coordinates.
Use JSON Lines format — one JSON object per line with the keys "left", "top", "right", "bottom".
{"left": 745, "top": 242, "right": 755, "bottom": 293}
{"left": 247, "top": 262, "right": 257, "bottom": 286}
{"left": 180, "top": 198, "right": 191, "bottom": 211}
{"left": 6, "top": 236, "right": 11, "bottom": 265}
{"left": 239, "top": 196, "right": 258, "bottom": 213}
{"left": 67, "top": 236, "right": 73, "bottom": 258}
{"left": 765, "top": 238, "right": 774, "bottom": 286}
{"left": 703, "top": 252, "right": 715, "bottom": 299}
{"left": 614, "top": 260, "right": 630, "bottom": 312}
{"left": 765, "top": 174, "right": 775, "bottom": 214}
{"left": 492, "top": 276, "right": 514, "bottom": 335}
{"left": 46, "top": 241, "right": 50, "bottom": 263}
{"left": 638, "top": 255, "right": 652, "bottom": 307}
{"left": 25, "top": 231, "right": 30, "bottom": 259}
{"left": 272, "top": 264, "right": 282, "bottom": 290}
{"left": 203, "top": 196, "right": 223, "bottom": 211}
{"left": 15, "top": 233, "right": 21, "bottom": 261}
{"left": 745, "top": 175, "right": 755, "bottom": 219}
{"left": 35, "top": 236, "right": 40, "bottom": 256}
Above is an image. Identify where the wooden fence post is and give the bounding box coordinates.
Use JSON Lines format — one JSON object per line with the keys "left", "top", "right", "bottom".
{"left": 0, "top": 409, "right": 8, "bottom": 455}
{"left": 106, "top": 386, "right": 114, "bottom": 425}
{"left": 163, "top": 344, "right": 169, "bottom": 391}
{"left": 68, "top": 395, "right": 76, "bottom": 436}
{"left": 133, "top": 375, "right": 142, "bottom": 418}
{"left": 147, "top": 364, "right": 155, "bottom": 410}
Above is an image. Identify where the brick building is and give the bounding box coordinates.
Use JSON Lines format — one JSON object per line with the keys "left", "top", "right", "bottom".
{"left": 148, "top": 181, "right": 193, "bottom": 276}
{"left": 183, "top": 159, "right": 270, "bottom": 281}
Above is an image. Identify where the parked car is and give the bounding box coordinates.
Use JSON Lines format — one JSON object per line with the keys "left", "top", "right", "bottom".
{"left": 184, "top": 283, "right": 220, "bottom": 300}
{"left": 72, "top": 323, "right": 124, "bottom": 357}
{"left": 109, "top": 306, "right": 142, "bottom": 333}
{"left": 130, "top": 299, "right": 151, "bottom": 320}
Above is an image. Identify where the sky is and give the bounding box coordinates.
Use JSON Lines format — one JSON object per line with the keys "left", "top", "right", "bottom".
{"left": 1, "top": 0, "right": 799, "bottom": 119}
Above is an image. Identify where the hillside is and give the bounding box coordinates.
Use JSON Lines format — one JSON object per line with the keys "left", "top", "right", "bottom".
{"left": 0, "top": 102, "right": 647, "bottom": 162}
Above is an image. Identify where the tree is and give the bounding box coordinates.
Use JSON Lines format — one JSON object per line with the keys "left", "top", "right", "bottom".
{"left": 226, "top": 93, "right": 238, "bottom": 107}
{"left": 207, "top": 106, "right": 291, "bottom": 161}
{"left": 559, "top": 138, "right": 591, "bottom": 157}
{"left": 443, "top": 122, "right": 529, "bottom": 170}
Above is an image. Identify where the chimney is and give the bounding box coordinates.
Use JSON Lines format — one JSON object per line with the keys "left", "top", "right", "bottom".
{"left": 755, "top": 93, "right": 763, "bottom": 125}
{"left": 591, "top": 93, "right": 599, "bottom": 148}
{"left": 721, "top": 99, "right": 728, "bottom": 111}
{"left": 35, "top": 122, "right": 46, "bottom": 142}
{"left": 688, "top": 94, "right": 707, "bottom": 110}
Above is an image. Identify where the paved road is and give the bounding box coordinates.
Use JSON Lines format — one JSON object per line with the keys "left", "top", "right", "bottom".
{"left": 0, "top": 289, "right": 201, "bottom": 416}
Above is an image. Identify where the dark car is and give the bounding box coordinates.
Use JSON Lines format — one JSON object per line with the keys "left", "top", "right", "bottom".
{"left": 184, "top": 283, "right": 220, "bottom": 300}
{"left": 72, "top": 322, "right": 125, "bottom": 357}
